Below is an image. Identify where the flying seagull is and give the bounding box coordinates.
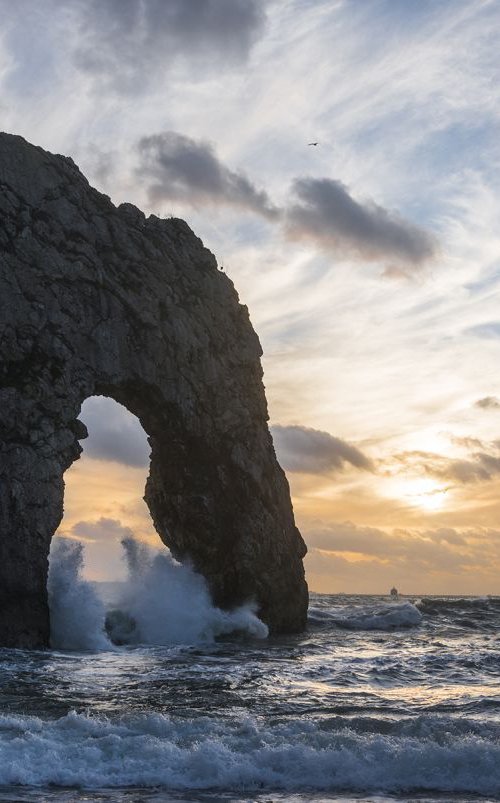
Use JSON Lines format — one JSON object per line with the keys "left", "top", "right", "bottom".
{"left": 308, "top": 142, "right": 319, "bottom": 146}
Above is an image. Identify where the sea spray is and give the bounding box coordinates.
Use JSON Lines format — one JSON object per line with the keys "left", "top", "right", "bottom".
{"left": 107, "top": 536, "right": 268, "bottom": 644}
{"left": 48, "top": 535, "right": 268, "bottom": 650}
{"left": 48, "top": 538, "right": 113, "bottom": 651}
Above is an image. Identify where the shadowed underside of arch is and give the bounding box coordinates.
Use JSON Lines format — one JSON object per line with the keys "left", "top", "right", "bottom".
{"left": 0, "top": 133, "right": 308, "bottom": 647}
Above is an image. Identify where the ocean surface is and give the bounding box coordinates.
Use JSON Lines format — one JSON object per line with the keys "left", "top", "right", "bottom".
{"left": 0, "top": 540, "right": 499, "bottom": 803}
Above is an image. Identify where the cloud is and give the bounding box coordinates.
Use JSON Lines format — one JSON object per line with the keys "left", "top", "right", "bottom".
{"left": 285, "top": 177, "right": 438, "bottom": 268}
{"left": 136, "top": 131, "right": 279, "bottom": 219}
{"left": 67, "top": 517, "right": 136, "bottom": 581}
{"left": 304, "top": 519, "right": 500, "bottom": 595}
{"left": 72, "top": 517, "right": 134, "bottom": 543}
{"left": 78, "top": 396, "right": 150, "bottom": 468}
{"left": 466, "top": 322, "right": 500, "bottom": 340}
{"left": 307, "top": 520, "right": 468, "bottom": 563}
{"left": 71, "top": 0, "right": 266, "bottom": 94}
{"left": 442, "top": 458, "right": 493, "bottom": 484}
{"left": 436, "top": 444, "right": 500, "bottom": 485}
{"left": 271, "top": 424, "right": 373, "bottom": 475}
{"left": 301, "top": 520, "right": 500, "bottom": 594}
{"left": 475, "top": 396, "right": 500, "bottom": 409}
{"left": 393, "top": 442, "right": 500, "bottom": 486}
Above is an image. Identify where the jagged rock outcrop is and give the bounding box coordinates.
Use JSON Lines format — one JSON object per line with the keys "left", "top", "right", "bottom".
{"left": 0, "top": 133, "right": 308, "bottom": 647}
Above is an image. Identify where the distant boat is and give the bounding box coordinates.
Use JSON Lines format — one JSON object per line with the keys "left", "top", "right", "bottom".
{"left": 390, "top": 587, "right": 399, "bottom": 599}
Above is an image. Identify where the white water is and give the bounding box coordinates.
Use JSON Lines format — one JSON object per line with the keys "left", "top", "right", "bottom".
{"left": 47, "top": 539, "right": 113, "bottom": 651}
{"left": 335, "top": 600, "right": 423, "bottom": 629}
{"left": 48, "top": 536, "right": 268, "bottom": 650}
{"left": 0, "top": 710, "right": 499, "bottom": 793}
{"left": 308, "top": 600, "right": 422, "bottom": 630}
{"left": 3, "top": 590, "right": 500, "bottom": 799}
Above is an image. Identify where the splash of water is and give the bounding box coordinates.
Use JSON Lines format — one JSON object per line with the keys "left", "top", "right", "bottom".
{"left": 48, "top": 536, "right": 268, "bottom": 651}
{"left": 108, "top": 537, "right": 268, "bottom": 645}
{"left": 47, "top": 538, "right": 113, "bottom": 651}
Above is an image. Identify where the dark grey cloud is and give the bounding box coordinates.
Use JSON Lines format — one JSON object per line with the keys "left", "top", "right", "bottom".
{"left": 271, "top": 424, "right": 373, "bottom": 475}
{"left": 78, "top": 396, "right": 150, "bottom": 468}
{"left": 137, "top": 131, "right": 279, "bottom": 219}
{"left": 71, "top": 0, "right": 266, "bottom": 94}
{"left": 476, "top": 396, "right": 500, "bottom": 410}
{"left": 285, "top": 177, "right": 438, "bottom": 268}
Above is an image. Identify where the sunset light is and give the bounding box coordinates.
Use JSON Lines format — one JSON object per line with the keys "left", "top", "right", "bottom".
{"left": 396, "top": 478, "right": 450, "bottom": 512}
{"left": 2, "top": 2, "right": 500, "bottom": 799}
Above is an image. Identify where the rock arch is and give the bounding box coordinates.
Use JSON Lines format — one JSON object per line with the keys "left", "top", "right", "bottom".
{"left": 0, "top": 133, "right": 308, "bottom": 647}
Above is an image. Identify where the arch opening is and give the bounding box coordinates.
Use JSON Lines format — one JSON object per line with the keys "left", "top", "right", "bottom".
{"left": 48, "top": 396, "right": 268, "bottom": 650}
{"left": 54, "top": 394, "right": 157, "bottom": 584}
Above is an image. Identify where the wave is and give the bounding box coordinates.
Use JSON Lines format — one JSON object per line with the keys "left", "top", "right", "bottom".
{"left": 48, "top": 537, "right": 267, "bottom": 651}
{"left": 0, "top": 711, "right": 499, "bottom": 794}
{"left": 415, "top": 596, "right": 500, "bottom": 613}
{"left": 309, "top": 601, "right": 422, "bottom": 630}
{"left": 308, "top": 594, "right": 500, "bottom": 633}
{"left": 47, "top": 539, "right": 114, "bottom": 651}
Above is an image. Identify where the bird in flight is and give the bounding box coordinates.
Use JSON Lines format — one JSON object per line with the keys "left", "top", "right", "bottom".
{"left": 308, "top": 142, "right": 319, "bottom": 146}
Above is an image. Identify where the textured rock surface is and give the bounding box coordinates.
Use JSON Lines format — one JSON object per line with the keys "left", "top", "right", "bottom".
{"left": 0, "top": 133, "right": 308, "bottom": 647}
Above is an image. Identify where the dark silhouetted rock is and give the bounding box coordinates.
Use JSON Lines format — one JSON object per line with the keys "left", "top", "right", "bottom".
{"left": 0, "top": 133, "right": 308, "bottom": 647}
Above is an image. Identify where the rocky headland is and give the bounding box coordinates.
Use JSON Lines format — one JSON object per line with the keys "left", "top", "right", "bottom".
{"left": 0, "top": 133, "right": 308, "bottom": 647}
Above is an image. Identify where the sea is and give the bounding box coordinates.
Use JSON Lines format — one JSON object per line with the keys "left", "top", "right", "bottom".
{"left": 0, "top": 537, "right": 499, "bottom": 803}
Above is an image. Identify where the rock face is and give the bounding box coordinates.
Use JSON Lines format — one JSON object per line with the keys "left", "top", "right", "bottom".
{"left": 0, "top": 133, "right": 308, "bottom": 647}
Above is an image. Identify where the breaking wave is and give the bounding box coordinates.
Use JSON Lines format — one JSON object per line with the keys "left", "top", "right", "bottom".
{"left": 0, "top": 711, "right": 499, "bottom": 794}
{"left": 308, "top": 600, "right": 422, "bottom": 630}
{"left": 48, "top": 536, "right": 267, "bottom": 651}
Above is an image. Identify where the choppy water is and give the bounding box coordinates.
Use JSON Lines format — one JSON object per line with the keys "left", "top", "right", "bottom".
{"left": 1, "top": 579, "right": 500, "bottom": 803}
{"left": 0, "top": 540, "right": 500, "bottom": 803}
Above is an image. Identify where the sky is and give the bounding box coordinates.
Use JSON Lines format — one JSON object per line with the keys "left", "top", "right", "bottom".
{"left": 3, "top": 0, "right": 500, "bottom": 594}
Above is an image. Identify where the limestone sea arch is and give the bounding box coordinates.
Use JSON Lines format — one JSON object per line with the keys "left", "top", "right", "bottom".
{"left": 0, "top": 133, "right": 308, "bottom": 648}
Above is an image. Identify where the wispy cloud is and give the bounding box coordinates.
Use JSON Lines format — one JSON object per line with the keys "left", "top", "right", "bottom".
{"left": 285, "top": 177, "right": 438, "bottom": 269}
{"left": 136, "top": 131, "right": 279, "bottom": 219}
{"left": 271, "top": 424, "right": 373, "bottom": 475}
{"left": 392, "top": 441, "right": 500, "bottom": 486}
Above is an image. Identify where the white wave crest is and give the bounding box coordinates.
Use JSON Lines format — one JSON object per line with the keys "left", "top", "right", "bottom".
{"left": 0, "top": 711, "right": 499, "bottom": 794}
{"left": 48, "top": 536, "right": 268, "bottom": 651}
{"left": 334, "top": 601, "right": 422, "bottom": 630}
